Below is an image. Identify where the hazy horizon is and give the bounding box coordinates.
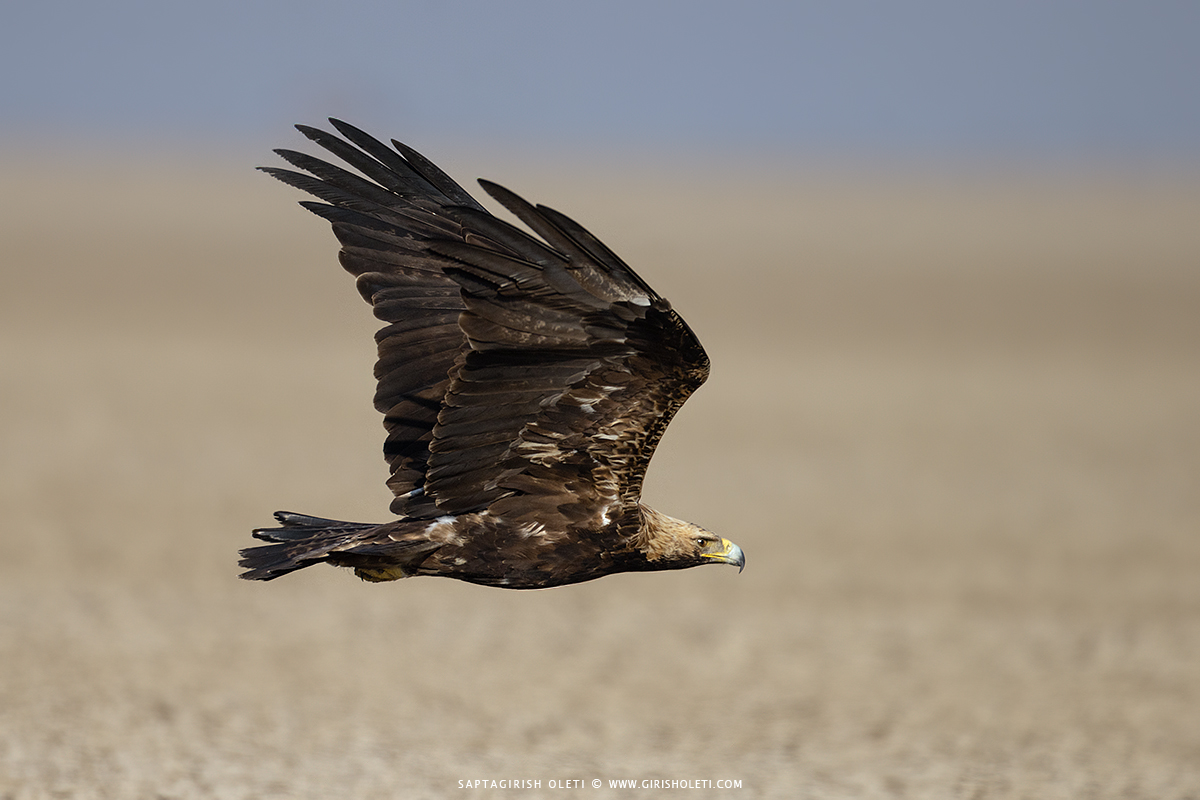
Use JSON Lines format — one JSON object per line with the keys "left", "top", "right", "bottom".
{"left": 4, "top": 2, "right": 1198, "bottom": 163}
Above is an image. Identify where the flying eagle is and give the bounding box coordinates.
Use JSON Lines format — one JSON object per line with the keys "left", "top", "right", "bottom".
{"left": 238, "top": 120, "right": 744, "bottom": 589}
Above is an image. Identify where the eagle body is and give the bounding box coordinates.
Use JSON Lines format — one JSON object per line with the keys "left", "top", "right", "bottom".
{"left": 239, "top": 120, "right": 744, "bottom": 589}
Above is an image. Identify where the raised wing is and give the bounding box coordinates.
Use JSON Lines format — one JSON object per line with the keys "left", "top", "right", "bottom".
{"left": 426, "top": 188, "right": 710, "bottom": 528}
{"left": 262, "top": 121, "right": 709, "bottom": 528}
{"left": 261, "top": 120, "right": 483, "bottom": 514}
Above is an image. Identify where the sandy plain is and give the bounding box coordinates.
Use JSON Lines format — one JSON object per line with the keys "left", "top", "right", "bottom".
{"left": 1, "top": 148, "right": 1198, "bottom": 798}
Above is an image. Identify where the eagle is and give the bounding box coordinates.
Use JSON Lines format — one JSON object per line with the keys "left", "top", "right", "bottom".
{"left": 238, "top": 120, "right": 744, "bottom": 589}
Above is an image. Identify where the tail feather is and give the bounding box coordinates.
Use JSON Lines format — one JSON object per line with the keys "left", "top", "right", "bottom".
{"left": 251, "top": 511, "right": 373, "bottom": 542}
{"left": 239, "top": 511, "right": 375, "bottom": 581}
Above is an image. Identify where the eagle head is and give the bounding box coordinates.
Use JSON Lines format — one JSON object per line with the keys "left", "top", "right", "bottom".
{"left": 635, "top": 505, "right": 745, "bottom": 573}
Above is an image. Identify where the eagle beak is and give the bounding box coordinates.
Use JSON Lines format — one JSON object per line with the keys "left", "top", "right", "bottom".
{"left": 703, "top": 538, "right": 745, "bottom": 573}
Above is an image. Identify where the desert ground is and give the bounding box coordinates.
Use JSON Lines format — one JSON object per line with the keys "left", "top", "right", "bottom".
{"left": 1, "top": 148, "right": 1198, "bottom": 798}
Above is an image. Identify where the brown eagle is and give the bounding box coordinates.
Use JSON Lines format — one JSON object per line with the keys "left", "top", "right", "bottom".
{"left": 238, "top": 120, "right": 744, "bottom": 589}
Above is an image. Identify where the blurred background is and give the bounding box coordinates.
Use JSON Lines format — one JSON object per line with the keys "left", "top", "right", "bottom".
{"left": 2, "top": 3, "right": 1198, "bottom": 798}
{"left": 4, "top": 1, "right": 1200, "bottom": 160}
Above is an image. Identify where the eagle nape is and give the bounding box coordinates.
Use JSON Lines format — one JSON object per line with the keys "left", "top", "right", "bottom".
{"left": 239, "top": 119, "right": 742, "bottom": 590}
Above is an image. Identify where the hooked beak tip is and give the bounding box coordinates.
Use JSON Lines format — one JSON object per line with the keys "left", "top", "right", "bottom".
{"left": 706, "top": 538, "right": 744, "bottom": 573}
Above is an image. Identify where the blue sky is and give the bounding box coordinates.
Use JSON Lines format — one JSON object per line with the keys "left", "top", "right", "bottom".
{"left": 3, "top": 1, "right": 1198, "bottom": 160}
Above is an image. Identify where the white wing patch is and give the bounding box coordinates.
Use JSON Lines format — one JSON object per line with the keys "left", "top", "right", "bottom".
{"left": 517, "top": 437, "right": 565, "bottom": 466}
{"left": 517, "top": 521, "right": 548, "bottom": 539}
{"left": 423, "top": 515, "right": 456, "bottom": 533}
{"left": 420, "top": 515, "right": 466, "bottom": 545}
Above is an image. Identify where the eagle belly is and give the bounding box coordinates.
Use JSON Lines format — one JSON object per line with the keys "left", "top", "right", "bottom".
{"left": 404, "top": 513, "right": 628, "bottom": 589}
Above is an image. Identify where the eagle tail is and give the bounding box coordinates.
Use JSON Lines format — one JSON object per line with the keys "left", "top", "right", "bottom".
{"left": 238, "top": 511, "right": 375, "bottom": 581}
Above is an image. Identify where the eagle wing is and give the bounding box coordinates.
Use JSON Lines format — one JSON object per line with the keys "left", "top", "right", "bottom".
{"left": 262, "top": 121, "right": 709, "bottom": 531}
